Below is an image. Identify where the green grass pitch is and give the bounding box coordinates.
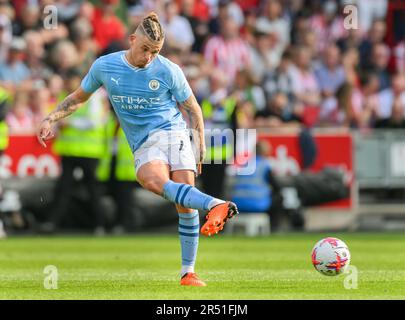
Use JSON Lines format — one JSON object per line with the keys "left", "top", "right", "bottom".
{"left": 0, "top": 233, "right": 404, "bottom": 299}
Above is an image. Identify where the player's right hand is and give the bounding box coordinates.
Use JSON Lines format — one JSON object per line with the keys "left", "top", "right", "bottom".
{"left": 199, "top": 144, "right": 206, "bottom": 164}
{"left": 196, "top": 144, "right": 206, "bottom": 177}
{"left": 37, "top": 119, "right": 54, "bottom": 148}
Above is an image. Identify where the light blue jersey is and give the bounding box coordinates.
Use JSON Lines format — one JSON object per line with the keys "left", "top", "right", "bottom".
{"left": 81, "top": 51, "right": 192, "bottom": 152}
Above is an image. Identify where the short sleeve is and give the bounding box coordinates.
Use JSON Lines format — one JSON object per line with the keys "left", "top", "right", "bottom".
{"left": 81, "top": 58, "right": 103, "bottom": 93}
{"left": 170, "top": 64, "right": 192, "bottom": 103}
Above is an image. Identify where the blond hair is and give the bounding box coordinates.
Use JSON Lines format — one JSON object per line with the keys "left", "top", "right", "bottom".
{"left": 136, "top": 12, "right": 164, "bottom": 43}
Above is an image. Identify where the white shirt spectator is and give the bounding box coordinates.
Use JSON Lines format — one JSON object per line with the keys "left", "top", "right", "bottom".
{"left": 255, "top": 17, "right": 290, "bottom": 52}
{"left": 376, "top": 89, "right": 405, "bottom": 119}
{"left": 162, "top": 15, "right": 195, "bottom": 49}
{"left": 289, "top": 65, "right": 320, "bottom": 98}
{"left": 249, "top": 44, "right": 282, "bottom": 81}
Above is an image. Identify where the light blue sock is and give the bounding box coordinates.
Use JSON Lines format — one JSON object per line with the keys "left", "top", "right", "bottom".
{"left": 178, "top": 210, "right": 200, "bottom": 276}
{"left": 163, "top": 180, "right": 221, "bottom": 211}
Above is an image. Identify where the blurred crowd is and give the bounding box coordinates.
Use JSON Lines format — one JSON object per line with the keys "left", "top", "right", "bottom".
{"left": 1, "top": 0, "right": 405, "bottom": 134}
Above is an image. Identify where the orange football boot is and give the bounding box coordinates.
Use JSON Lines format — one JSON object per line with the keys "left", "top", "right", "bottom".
{"left": 180, "top": 273, "right": 207, "bottom": 286}
{"left": 201, "top": 201, "right": 239, "bottom": 236}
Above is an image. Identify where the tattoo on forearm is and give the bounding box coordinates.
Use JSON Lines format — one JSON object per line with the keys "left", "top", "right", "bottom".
{"left": 182, "top": 95, "right": 204, "bottom": 138}
{"left": 181, "top": 95, "right": 206, "bottom": 161}
{"left": 45, "top": 95, "right": 80, "bottom": 123}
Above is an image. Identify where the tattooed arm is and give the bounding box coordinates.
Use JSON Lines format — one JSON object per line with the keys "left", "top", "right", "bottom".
{"left": 180, "top": 94, "right": 206, "bottom": 167}
{"left": 37, "top": 87, "right": 92, "bottom": 147}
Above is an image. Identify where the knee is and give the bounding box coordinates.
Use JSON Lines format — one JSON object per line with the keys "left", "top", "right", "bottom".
{"left": 142, "top": 179, "right": 165, "bottom": 195}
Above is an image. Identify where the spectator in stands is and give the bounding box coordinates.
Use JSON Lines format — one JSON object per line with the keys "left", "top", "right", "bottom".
{"left": 351, "top": 72, "right": 380, "bottom": 129}
{"left": 375, "top": 73, "right": 405, "bottom": 120}
{"left": 54, "top": 0, "right": 83, "bottom": 25}
{"left": 359, "top": 19, "right": 387, "bottom": 70}
{"left": 231, "top": 69, "right": 266, "bottom": 112}
{"left": 180, "top": 0, "right": 210, "bottom": 22}
{"left": 290, "top": 46, "right": 321, "bottom": 112}
{"left": 342, "top": 46, "right": 360, "bottom": 87}
{"left": 249, "top": 28, "right": 282, "bottom": 82}
{"left": 234, "top": 100, "right": 256, "bottom": 129}
{"left": 241, "top": 6, "right": 259, "bottom": 45}
{"left": 368, "top": 43, "right": 391, "bottom": 91}
{"left": 162, "top": 0, "right": 195, "bottom": 52}
{"left": 355, "top": 0, "right": 388, "bottom": 34}
{"left": 337, "top": 28, "right": 363, "bottom": 53}
{"left": 315, "top": 44, "right": 346, "bottom": 99}
{"left": 255, "top": 91, "right": 301, "bottom": 129}
{"left": 23, "top": 30, "right": 51, "bottom": 81}
{"left": 29, "top": 80, "right": 50, "bottom": 125}
{"left": 316, "top": 44, "right": 347, "bottom": 125}
{"left": 204, "top": 14, "right": 250, "bottom": 84}
{"left": 309, "top": 0, "right": 346, "bottom": 54}
{"left": 255, "top": 0, "right": 290, "bottom": 53}
{"left": 0, "top": 0, "right": 14, "bottom": 21}
{"left": 183, "top": 64, "right": 205, "bottom": 102}
{"left": 70, "top": 17, "right": 97, "bottom": 76}
{"left": 180, "top": 0, "right": 210, "bottom": 53}
{"left": 126, "top": 2, "right": 145, "bottom": 33}
{"left": 46, "top": 74, "right": 65, "bottom": 114}
{"left": 290, "top": 9, "right": 311, "bottom": 47}
{"left": 375, "top": 97, "right": 405, "bottom": 129}
{"left": 394, "top": 35, "right": 405, "bottom": 74}
{"left": 0, "top": 37, "right": 31, "bottom": 90}
{"left": 300, "top": 29, "right": 319, "bottom": 62}
{"left": 318, "top": 82, "right": 356, "bottom": 128}
{"left": 49, "top": 40, "right": 79, "bottom": 77}
{"left": 91, "top": 0, "right": 127, "bottom": 53}
{"left": 12, "top": 4, "right": 41, "bottom": 36}
{"left": 6, "top": 89, "right": 35, "bottom": 133}
{"left": 262, "top": 50, "right": 296, "bottom": 105}
{"left": 208, "top": 0, "right": 244, "bottom": 35}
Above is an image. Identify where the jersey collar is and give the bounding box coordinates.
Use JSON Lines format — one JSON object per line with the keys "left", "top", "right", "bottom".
{"left": 121, "top": 51, "right": 153, "bottom": 72}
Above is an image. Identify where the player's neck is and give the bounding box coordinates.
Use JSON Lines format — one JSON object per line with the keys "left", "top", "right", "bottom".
{"left": 125, "top": 50, "right": 138, "bottom": 68}
{"left": 125, "top": 50, "right": 153, "bottom": 69}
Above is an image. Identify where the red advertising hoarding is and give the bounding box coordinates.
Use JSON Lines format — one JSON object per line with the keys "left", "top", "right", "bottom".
{"left": 259, "top": 132, "right": 353, "bottom": 209}
{"left": 0, "top": 135, "right": 59, "bottom": 179}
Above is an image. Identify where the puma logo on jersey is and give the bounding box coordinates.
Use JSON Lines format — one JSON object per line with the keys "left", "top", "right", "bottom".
{"left": 111, "top": 77, "right": 120, "bottom": 85}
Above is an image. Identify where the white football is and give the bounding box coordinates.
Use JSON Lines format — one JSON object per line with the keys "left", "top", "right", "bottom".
{"left": 311, "top": 237, "right": 351, "bottom": 276}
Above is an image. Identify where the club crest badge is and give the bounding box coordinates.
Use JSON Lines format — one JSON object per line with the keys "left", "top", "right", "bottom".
{"left": 149, "top": 80, "right": 160, "bottom": 90}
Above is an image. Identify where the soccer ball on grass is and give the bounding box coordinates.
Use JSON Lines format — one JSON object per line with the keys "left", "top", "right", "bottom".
{"left": 311, "top": 237, "right": 350, "bottom": 276}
